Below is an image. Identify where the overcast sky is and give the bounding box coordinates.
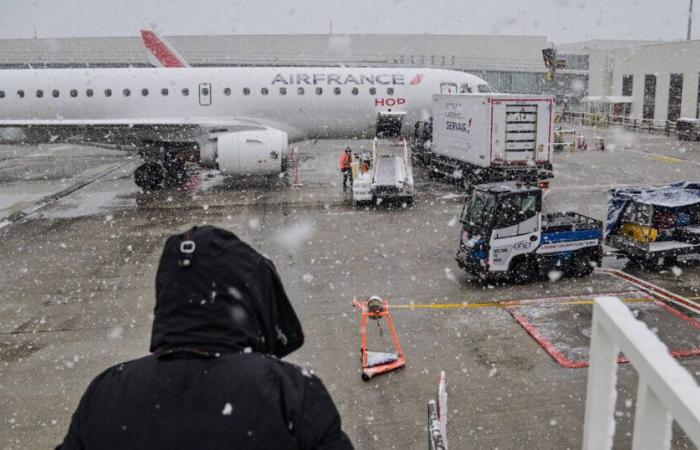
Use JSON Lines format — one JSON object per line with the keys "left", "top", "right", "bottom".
{"left": 1, "top": 0, "right": 695, "bottom": 44}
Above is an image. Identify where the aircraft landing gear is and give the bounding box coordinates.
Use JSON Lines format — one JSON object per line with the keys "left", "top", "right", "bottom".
{"left": 133, "top": 150, "right": 189, "bottom": 191}
{"left": 134, "top": 162, "right": 164, "bottom": 191}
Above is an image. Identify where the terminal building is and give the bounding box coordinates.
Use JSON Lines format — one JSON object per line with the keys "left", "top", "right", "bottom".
{"left": 0, "top": 33, "right": 582, "bottom": 95}
{"left": 579, "top": 39, "right": 700, "bottom": 122}
{"left": 2, "top": 32, "right": 700, "bottom": 123}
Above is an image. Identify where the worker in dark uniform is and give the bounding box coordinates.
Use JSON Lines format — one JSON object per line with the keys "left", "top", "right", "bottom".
{"left": 339, "top": 147, "right": 353, "bottom": 191}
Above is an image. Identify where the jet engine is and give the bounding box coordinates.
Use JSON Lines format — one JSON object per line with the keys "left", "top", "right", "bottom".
{"left": 201, "top": 128, "right": 288, "bottom": 175}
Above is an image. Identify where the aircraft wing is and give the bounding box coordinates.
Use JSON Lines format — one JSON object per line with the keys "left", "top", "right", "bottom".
{"left": 0, "top": 116, "right": 302, "bottom": 148}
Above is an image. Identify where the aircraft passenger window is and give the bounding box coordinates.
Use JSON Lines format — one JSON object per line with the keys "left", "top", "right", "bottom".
{"left": 201, "top": 87, "right": 209, "bottom": 96}
{"left": 36, "top": 89, "right": 43, "bottom": 98}
{"left": 141, "top": 88, "right": 149, "bottom": 97}
{"left": 0, "top": 91, "right": 4, "bottom": 98}
{"left": 386, "top": 87, "right": 394, "bottom": 95}
{"left": 104, "top": 89, "right": 112, "bottom": 97}
{"left": 242, "top": 88, "right": 250, "bottom": 95}
{"left": 86, "top": 89, "right": 94, "bottom": 97}
{"left": 182, "top": 88, "right": 189, "bottom": 96}
{"left": 297, "top": 87, "right": 304, "bottom": 95}
{"left": 52, "top": 90, "right": 59, "bottom": 98}
{"left": 70, "top": 89, "right": 78, "bottom": 98}
{"left": 369, "top": 87, "right": 376, "bottom": 95}
{"left": 17, "top": 90, "right": 24, "bottom": 98}
{"left": 223, "top": 88, "right": 231, "bottom": 96}
{"left": 123, "top": 89, "right": 131, "bottom": 97}
{"left": 352, "top": 87, "right": 359, "bottom": 95}
{"left": 279, "top": 87, "right": 287, "bottom": 95}
{"left": 261, "top": 87, "right": 269, "bottom": 95}
{"left": 315, "top": 87, "right": 323, "bottom": 95}
{"left": 333, "top": 87, "right": 341, "bottom": 95}
{"left": 161, "top": 88, "right": 168, "bottom": 96}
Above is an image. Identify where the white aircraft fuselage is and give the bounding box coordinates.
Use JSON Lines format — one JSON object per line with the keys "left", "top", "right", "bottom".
{"left": 0, "top": 66, "right": 491, "bottom": 187}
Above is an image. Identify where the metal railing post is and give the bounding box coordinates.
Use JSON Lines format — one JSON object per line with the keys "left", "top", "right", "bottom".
{"left": 631, "top": 378, "right": 672, "bottom": 450}
{"left": 582, "top": 305, "right": 619, "bottom": 450}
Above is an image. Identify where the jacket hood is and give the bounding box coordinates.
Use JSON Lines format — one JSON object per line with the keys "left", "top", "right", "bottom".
{"left": 150, "top": 225, "right": 304, "bottom": 358}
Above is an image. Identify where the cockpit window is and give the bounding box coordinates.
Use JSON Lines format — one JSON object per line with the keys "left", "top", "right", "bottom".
{"left": 459, "top": 84, "right": 473, "bottom": 93}
{"left": 440, "top": 82, "right": 458, "bottom": 94}
{"left": 477, "top": 84, "right": 494, "bottom": 93}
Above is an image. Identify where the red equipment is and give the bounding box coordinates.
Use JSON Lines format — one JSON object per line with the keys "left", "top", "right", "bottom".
{"left": 353, "top": 297, "right": 406, "bottom": 381}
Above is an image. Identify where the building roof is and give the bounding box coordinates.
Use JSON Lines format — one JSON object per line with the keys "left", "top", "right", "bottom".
{"left": 0, "top": 33, "right": 549, "bottom": 72}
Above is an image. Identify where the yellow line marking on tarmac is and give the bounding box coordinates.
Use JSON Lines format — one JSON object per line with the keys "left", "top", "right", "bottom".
{"left": 392, "top": 298, "right": 651, "bottom": 310}
{"left": 651, "top": 155, "right": 683, "bottom": 163}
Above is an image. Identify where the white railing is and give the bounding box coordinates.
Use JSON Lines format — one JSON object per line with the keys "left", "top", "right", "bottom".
{"left": 582, "top": 297, "right": 700, "bottom": 450}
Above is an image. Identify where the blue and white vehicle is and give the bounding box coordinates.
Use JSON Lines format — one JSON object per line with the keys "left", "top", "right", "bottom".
{"left": 456, "top": 182, "right": 603, "bottom": 282}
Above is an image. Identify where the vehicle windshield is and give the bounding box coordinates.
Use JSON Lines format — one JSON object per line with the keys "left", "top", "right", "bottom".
{"left": 462, "top": 190, "right": 496, "bottom": 228}
{"left": 477, "top": 84, "right": 494, "bottom": 93}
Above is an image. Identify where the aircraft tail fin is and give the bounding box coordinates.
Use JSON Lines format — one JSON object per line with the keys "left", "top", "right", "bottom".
{"left": 140, "top": 29, "right": 190, "bottom": 68}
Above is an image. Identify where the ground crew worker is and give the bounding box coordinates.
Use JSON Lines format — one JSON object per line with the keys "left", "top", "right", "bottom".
{"left": 339, "top": 147, "right": 353, "bottom": 190}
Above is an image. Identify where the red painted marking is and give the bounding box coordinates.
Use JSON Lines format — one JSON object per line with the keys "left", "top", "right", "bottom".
{"left": 654, "top": 300, "right": 700, "bottom": 330}
{"left": 504, "top": 297, "right": 700, "bottom": 369}
{"left": 141, "top": 30, "right": 187, "bottom": 68}
{"left": 504, "top": 307, "right": 587, "bottom": 368}
{"left": 596, "top": 268, "right": 700, "bottom": 315}
{"left": 409, "top": 74, "right": 424, "bottom": 85}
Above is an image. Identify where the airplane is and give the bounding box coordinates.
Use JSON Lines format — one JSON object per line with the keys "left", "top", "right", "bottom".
{"left": 0, "top": 52, "right": 493, "bottom": 190}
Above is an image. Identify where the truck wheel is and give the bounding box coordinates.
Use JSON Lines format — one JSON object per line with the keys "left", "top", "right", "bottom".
{"left": 509, "top": 256, "right": 537, "bottom": 284}
{"left": 568, "top": 254, "right": 594, "bottom": 277}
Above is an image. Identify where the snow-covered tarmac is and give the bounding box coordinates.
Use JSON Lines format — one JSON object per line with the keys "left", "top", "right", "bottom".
{"left": 1, "top": 126, "right": 699, "bottom": 449}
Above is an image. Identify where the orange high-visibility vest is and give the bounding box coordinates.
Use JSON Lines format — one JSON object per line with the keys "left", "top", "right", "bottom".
{"left": 339, "top": 152, "right": 352, "bottom": 170}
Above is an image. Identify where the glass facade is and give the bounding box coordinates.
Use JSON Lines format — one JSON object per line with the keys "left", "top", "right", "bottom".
{"left": 643, "top": 74, "right": 657, "bottom": 120}
{"left": 667, "top": 73, "right": 683, "bottom": 121}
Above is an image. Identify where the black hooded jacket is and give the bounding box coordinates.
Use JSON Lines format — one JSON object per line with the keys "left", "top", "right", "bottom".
{"left": 57, "top": 226, "right": 353, "bottom": 449}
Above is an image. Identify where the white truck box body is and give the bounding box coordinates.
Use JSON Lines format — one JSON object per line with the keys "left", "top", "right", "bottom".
{"left": 432, "top": 94, "right": 554, "bottom": 168}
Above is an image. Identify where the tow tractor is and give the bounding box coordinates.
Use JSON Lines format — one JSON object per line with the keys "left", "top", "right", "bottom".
{"left": 456, "top": 182, "right": 603, "bottom": 282}
{"left": 352, "top": 138, "right": 414, "bottom": 206}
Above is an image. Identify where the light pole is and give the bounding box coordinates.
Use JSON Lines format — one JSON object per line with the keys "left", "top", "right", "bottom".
{"left": 688, "top": 0, "right": 694, "bottom": 40}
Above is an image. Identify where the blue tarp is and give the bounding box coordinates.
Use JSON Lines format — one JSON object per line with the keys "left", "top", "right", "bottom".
{"left": 605, "top": 182, "right": 700, "bottom": 237}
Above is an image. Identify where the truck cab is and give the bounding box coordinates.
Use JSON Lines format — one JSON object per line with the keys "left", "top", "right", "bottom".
{"left": 457, "top": 182, "right": 602, "bottom": 282}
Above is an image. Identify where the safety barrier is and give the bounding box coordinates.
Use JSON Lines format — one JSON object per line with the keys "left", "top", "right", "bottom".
{"left": 428, "top": 371, "right": 448, "bottom": 450}
{"left": 562, "top": 111, "right": 676, "bottom": 137}
{"left": 582, "top": 297, "right": 700, "bottom": 450}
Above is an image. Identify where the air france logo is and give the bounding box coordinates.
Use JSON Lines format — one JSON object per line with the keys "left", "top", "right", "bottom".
{"left": 271, "top": 73, "right": 423, "bottom": 86}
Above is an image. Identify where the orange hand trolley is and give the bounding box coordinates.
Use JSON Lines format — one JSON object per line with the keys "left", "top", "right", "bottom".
{"left": 353, "top": 296, "right": 406, "bottom": 381}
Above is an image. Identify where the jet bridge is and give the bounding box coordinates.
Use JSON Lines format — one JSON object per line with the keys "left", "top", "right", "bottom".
{"left": 352, "top": 137, "right": 414, "bottom": 206}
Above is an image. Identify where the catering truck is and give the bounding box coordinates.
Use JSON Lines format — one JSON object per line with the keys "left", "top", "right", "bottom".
{"left": 427, "top": 94, "right": 554, "bottom": 189}
{"left": 456, "top": 182, "right": 602, "bottom": 283}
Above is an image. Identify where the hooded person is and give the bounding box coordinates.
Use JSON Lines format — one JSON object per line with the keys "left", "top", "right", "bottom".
{"left": 57, "top": 225, "right": 353, "bottom": 450}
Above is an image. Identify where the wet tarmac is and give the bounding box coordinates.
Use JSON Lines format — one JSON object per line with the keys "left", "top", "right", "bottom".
{"left": 1, "top": 126, "right": 699, "bottom": 449}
